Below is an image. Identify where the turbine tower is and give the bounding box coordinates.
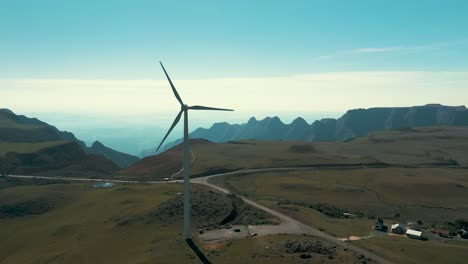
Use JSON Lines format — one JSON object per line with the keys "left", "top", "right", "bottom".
{"left": 156, "top": 61, "right": 234, "bottom": 240}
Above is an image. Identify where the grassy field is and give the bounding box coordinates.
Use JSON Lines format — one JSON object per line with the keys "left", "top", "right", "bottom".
{"left": 0, "top": 179, "right": 370, "bottom": 263}
{"left": 210, "top": 167, "right": 468, "bottom": 263}
{"left": 0, "top": 180, "right": 190, "bottom": 264}
{"left": 191, "top": 127, "right": 468, "bottom": 169}
{"left": 257, "top": 199, "right": 375, "bottom": 238}
{"left": 123, "top": 126, "right": 468, "bottom": 180}
{"left": 0, "top": 141, "right": 69, "bottom": 156}
{"left": 354, "top": 236, "right": 468, "bottom": 264}
{"left": 4, "top": 126, "right": 468, "bottom": 262}
{"left": 213, "top": 168, "right": 468, "bottom": 226}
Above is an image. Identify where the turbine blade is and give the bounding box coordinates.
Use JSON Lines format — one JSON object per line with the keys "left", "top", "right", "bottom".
{"left": 159, "top": 61, "right": 184, "bottom": 106}
{"left": 188, "top": 105, "right": 234, "bottom": 111}
{"left": 156, "top": 110, "right": 183, "bottom": 152}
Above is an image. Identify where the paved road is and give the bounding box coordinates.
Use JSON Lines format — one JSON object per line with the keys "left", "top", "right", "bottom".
{"left": 6, "top": 166, "right": 393, "bottom": 264}
{"left": 6, "top": 174, "right": 140, "bottom": 183}
{"left": 169, "top": 151, "right": 196, "bottom": 180}
{"left": 7, "top": 166, "right": 365, "bottom": 184}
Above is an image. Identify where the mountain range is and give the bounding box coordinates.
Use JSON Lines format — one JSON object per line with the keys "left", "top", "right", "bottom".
{"left": 125, "top": 125, "right": 468, "bottom": 181}
{"left": 0, "top": 109, "right": 139, "bottom": 169}
{"left": 88, "top": 141, "right": 139, "bottom": 168}
{"left": 144, "top": 104, "right": 468, "bottom": 156}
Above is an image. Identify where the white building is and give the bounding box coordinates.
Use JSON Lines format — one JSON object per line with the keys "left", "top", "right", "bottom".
{"left": 391, "top": 223, "right": 406, "bottom": 234}
{"left": 406, "top": 229, "right": 423, "bottom": 240}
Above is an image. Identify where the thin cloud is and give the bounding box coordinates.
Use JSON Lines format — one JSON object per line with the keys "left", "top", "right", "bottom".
{"left": 315, "top": 38, "right": 468, "bottom": 60}
{"left": 355, "top": 47, "right": 403, "bottom": 53}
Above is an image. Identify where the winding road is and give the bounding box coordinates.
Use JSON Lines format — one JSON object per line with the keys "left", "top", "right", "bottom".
{"left": 6, "top": 167, "right": 393, "bottom": 264}
{"left": 192, "top": 171, "right": 393, "bottom": 264}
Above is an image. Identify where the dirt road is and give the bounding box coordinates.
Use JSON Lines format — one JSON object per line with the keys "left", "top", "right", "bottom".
{"left": 192, "top": 172, "right": 393, "bottom": 264}
{"left": 6, "top": 167, "right": 393, "bottom": 264}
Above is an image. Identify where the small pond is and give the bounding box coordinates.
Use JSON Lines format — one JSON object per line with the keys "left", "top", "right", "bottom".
{"left": 93, "top": 182, "right": 115, "bottom": 188}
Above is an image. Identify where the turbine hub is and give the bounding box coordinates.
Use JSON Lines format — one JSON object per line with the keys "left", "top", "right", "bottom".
{"left": 182, "top": 104, "right": 188, "bottom": 110}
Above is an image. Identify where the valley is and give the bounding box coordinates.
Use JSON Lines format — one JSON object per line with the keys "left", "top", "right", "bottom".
{"left": 2, "top": 111, "right": 468, "bottom": 263}
{"left": 4, "top": 1, "right": 468, "bottom": 263}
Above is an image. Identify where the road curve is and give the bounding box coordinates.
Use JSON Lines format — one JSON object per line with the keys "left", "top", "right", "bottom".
{"left": 192, "top": 173, "right": 393, "bottom": 264}
{"left": 6, "top": 166, "right": 393, "bottom": 264}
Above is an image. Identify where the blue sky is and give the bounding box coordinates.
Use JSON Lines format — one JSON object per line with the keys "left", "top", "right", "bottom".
{"left": 2, "top": 0, "right": 468, "bottom": 79}
{"left": 2, "top": 0, "right": 468, "bottom": 154}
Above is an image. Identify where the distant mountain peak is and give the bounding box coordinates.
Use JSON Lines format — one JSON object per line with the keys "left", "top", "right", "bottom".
{"left": 423, "top": 103, "right": 443, "bottom": 107}
{"left": 142, "top": 103, "right": 468, "bottom": 157}
{"left": 91, "top": 141, "right": 105, "bottom": 148}
{"left": 260, "top": 116, "right": 283, "bottom": 124}
{"left": 88, "top": 140, "right": 140, "bottom": 168}
{"left": 271, "top": 116, "right": 282, "bottom": 122}
{"left": 247, "top": 117, "right": 257, "bottom": 124}
{"left": 211, "top": 122, "right": 230, "bottom": 128}
{"left": 0, "top": 108, "right": 14, "bottom": 115}
{"left": 421, "top": 103, "right": 467, "bottom": 110}
{"left": 292, "top": 117, "right": 308, "bottom": 125}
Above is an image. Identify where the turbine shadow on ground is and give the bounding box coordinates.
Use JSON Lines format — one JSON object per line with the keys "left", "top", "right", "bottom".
{"left": 186, "top": 239, "right": 212, "bottom": 264}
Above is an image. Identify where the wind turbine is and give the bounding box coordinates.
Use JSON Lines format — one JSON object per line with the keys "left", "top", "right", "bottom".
{"left": 156, "top": 61, "right": 234, "bottom": 240}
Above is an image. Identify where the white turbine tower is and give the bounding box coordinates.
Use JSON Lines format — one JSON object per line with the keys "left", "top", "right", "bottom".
{"left": 156, "top": 61, "right": 234, "bottom": 240}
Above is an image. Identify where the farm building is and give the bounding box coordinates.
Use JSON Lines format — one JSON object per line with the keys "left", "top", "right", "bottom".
{"left": 373, "top": 217, "right": 387, "bottom": 231}
{"left": 436, "top": 229, "right": 450, "bottom": 238}
{"left": 406, "top": 229, "right": 423, "bottom": 240}
{"left": 391, "top": 224, "right": 406, "bottom": 234}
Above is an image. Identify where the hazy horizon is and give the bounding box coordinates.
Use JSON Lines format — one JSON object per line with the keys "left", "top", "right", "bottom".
{"left": 2, "top": 1, "right": 468, "bottom": 155}
{"left": 14, "top": 110, "right": 342, "bottom": 155}
{"left": 2, "top": 3, "right": 468, "bottom": 261}
{"left": 12, "top": 101, "right": 465, "bottom": 156}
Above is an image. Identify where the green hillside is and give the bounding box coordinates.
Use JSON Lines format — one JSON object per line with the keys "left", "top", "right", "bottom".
{"left": 0, "top": 141, "right": 119, "bottom": 177}
{"left": 0, "top": 109, "right": 139, "bottom": 168}
{"left": 0, "top": 141, "right": 69, "bottom": 156}
{"left": 0, "top": 179, "right": 369, "bottom": 264}
{"left": 123, "top": 126, "right": 468, "bottom": 181}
